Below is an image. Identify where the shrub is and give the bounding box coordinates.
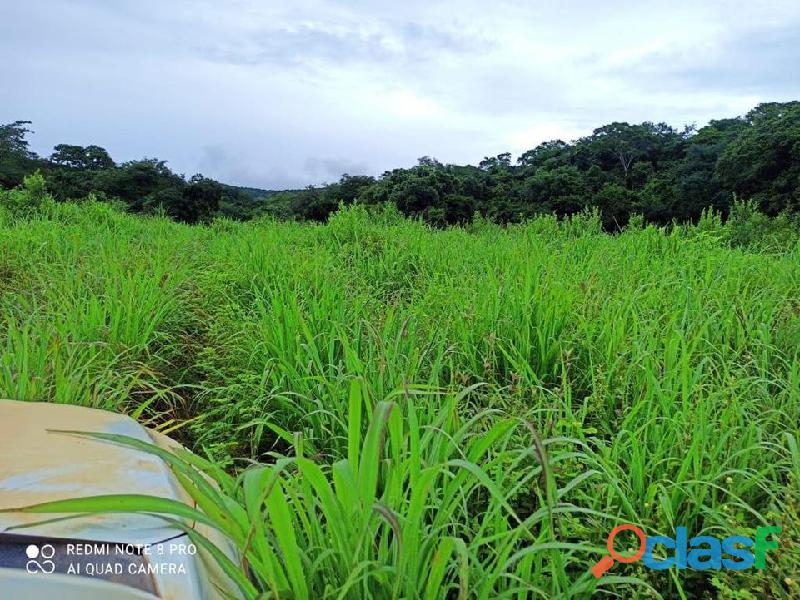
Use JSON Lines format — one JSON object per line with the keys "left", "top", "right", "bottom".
{"left": 0, "top": 171, "right": 54, "bottom": 218}
{"left": 626, "top": 212, "right": 645, "bottom": 231}
{"left": 562, "top": 206, "right": 603, "bottom": 237}
{"left": 725, "top": 198, "right": 799, "bottom": 251}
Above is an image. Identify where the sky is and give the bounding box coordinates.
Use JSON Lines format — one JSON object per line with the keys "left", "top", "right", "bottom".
{"left": 2, "top": 0, "right": 799, "bottom": 189}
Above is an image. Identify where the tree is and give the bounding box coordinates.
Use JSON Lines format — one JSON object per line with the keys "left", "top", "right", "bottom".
{"left": 0, "top": 121, "right": 41, "bottom": 188}
{"left": 4, "top": 100, "right": 798, "bottom": 228}
{"left": 390, "top": 177, "right": 441, "bottom": 216}
{"left": 177, "top": 175, "right": 222, "bottom": 223}
{"left": 287, "top": 174, "right": 375, "bottom": 222}
{"left": 141, "top": 176, "right": 221, "bottom": 224}
{"left": 479, "top": 153, "right": 512, "bottom": 171}
{"left": 0, "top": 121, "right": 35, "bottom": 158}
{"left": 291, "top": 186, "right": 331, "bottom": 221}
{"left": 517, "top": 140, "right": 572, "bottom": 170}
{"left": 592, "top": 182, "right": 640, "bottom": 229}
{"left": 522, "top": 166, "right": 590, "bottom": 216}
{"left": 46, "top": 144, "right": 116, "bottom": 200}
{"left": 575, "top": 122, "right": 686, "bottom": 184}
{"left": 716, "top": 102, "right": 800, "bottom": 214}
{"left": 92, "top": 158, "right": 184, "bottom": 212}
{"left": 50, "top": 144, "right": 113, "bottom": 170}
{"left": 0, "top": 171, "right": 52, "bottom": 217}
{"left": 416, "top": 156, "right": 443, "bottom": 169}
{"left": 641, "top": 118, "right": 745, "bottom": 223}
{"left": 217, "top": 186, "right": 262, "bottom": 220}
{"left": 326, "top": 174, "right": 376, "bottom": 205}
{"left": 377, "top": 163, "right": 480, "bottom": 225}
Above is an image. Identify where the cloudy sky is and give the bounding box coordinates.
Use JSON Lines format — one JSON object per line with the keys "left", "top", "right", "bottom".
{"left": 2, "top": 0, "right": 799, "bottom": 189}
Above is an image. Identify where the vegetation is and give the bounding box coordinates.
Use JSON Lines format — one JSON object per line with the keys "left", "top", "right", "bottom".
{"left": 1, "top": 187, "right": 799, "bottom": 597}
{"left": 2, "top": 101, "right": 800, "bottom": 227}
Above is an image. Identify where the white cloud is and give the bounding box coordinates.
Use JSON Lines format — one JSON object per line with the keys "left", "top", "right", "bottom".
{"left": 1, "top": 0, "right": 799, "bottom": 188}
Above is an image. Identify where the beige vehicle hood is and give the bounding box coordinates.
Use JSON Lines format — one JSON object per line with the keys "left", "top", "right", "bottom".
{"left": 0, "top": 400, "right": 241, "bottom": 600}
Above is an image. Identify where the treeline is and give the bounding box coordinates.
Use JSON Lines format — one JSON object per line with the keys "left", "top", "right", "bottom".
{"left": 2, "top": 100, "right": 799, "bottom": 227}
{"left": 0, "top": 123, "right": 263, "bottom": 223}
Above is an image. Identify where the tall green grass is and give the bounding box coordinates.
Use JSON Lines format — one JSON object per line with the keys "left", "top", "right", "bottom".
{"left": 9, "top": 384, "right": 657, "bottom": 599}
{"left": 1, "top": 200, "right": 798, "bottom": 597}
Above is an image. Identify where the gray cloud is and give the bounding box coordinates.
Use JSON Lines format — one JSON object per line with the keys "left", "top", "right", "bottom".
{"left": 602, "top": 21, "right": 800, "bottom": 97}
{"left": 201, "top": 20, "right": 490, "bottom": 70}
{"left": 304, "top": 158, "right": 371, "bottom": 182}
{"left": 203, "top": 26, "right": 392, "bottom": 68}
{"left": 2, "top": 0, "right": 799, "bottom": 189}
{"left": 199, "top": 145, "right": 320, "bottom": 190}
{"left": 398, "top": 22, "right": 492, "bottom": 56}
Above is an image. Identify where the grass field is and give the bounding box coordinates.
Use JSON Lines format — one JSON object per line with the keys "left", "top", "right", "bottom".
{"left": 1, "top": 198, "right": 799, "bottom": 598}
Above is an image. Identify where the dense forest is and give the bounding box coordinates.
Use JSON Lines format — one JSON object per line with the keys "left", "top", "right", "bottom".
{"left": 2, "top": 100, "right": 799, "bottom": 228}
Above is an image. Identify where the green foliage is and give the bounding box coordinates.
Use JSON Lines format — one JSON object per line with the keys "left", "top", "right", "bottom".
{"left": 10, "top": 391, "right": 624, "bottom": 599}
{"left": 3, "top": 204, "right": 800, "bottom": 597}
{"left": 50, "top": 143, "right": 114, "bottom": 170}
{"left": 90, "top": 158, "right": 183, "bottom": 211}
{"left": 717, "top": 102, "right": 800, "bottom": 214}
{"left": 592, "top": 182, "right": 639, "bottom": 229}
{"left": 351, "top": 102, "right": 798, "bottom": 228}
{"left": 573, "top": 121, "right": 687, "bottom": 178}
{"left": 724, "top": 199, "right": 800, "bottom": 252}
{"left": 0, "top": 171, "right": 54, "bottom": 218}
{"left": 3, "top": 100, "right": 800, "bottom": 228}
{"left": 562, "top": 206, "right": 604, "bottom": 237}
{"left": 0, "top": 120, "right": 43, "bottom": 188}
{"left": 0, "top": 120, "right": 35, "bottom": 158}
{"left": 0, "top": 122, "right": 262, "bottom": 223}
{"left": 693, "top": 206, "right": 725, "bottom": 243}
{"left": 626, "top": 212, "right": 645, "bottom": 231}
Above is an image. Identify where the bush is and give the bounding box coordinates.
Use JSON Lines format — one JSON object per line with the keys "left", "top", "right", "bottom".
{"left": 562, "top": 206, "right": 603, "bottom": 237}
{"left": 725, "top": 198, "right": 799, "bottom": 251}
{"left": 692, "top": 206, "right": 726, "bottom": 245}
{"left": 626, "top": 212, "right": 645, "bottom": 231}
{"left": 0, "top": 171, "right": 54, "bottom": 218}
{"left": 466, "top": 210, "right": 503, "bottom": 235}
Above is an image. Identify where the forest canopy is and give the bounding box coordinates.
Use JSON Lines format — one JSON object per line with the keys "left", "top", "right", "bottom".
{"left": 2, "top": 100, "right": 799, "bottom": 227}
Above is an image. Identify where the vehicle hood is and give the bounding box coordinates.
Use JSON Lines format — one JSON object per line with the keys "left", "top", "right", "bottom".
{"left": 0, "top": 400, "right": 190, "bottom": 544}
